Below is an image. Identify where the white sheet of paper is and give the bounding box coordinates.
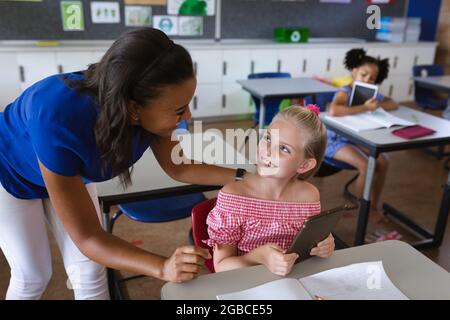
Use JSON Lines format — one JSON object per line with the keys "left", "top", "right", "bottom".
{"left": 299, "top": 261, "right": 409, "bottom": 300}
{"left": 91, "top": 2, "right": 120, "bottom": 24}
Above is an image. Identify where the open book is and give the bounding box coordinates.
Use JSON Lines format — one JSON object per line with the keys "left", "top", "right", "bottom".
{"left": 217, "top": 261, "right": 409, "bottom": 300}
{"left": 325, "top": 108, "right": 415, "bottom": 132}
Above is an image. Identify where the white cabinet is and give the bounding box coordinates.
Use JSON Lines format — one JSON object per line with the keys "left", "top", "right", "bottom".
{"left": 190, "top": 50, "right": 222, "bottom": 84}
{"left": 0, "top": 53, "right": 21, "bottom": 111}
{"left": 190, "top": 84, "right": 222, "bottom": 118}
{"left": 222, "top": 83, "right": 254, "bottom": 116}
{"left": 299, "top": 48, "right": 328, "bottom": 77}
{"left": 55, "top": 52, "right": 96, "bottom": 73}
{"left": 250, "top": 49, "right": 278, "bottom": 74}
{"left": 91, "top": 51, "right": 106, "bottom": 64}
{"left": 412, "top": 46, "right": 436, "bottom": 66}
{"left": 222, "top": 49, "right": 251, "bottom": 82}
{"left": 325, "top": 48, "right": 350, "bottom": 78}
{"left": 16, "top": 52, "right": 58, "bottom": 91}
{"left": 278, "top": 49, "right": 304, "bottom": 77}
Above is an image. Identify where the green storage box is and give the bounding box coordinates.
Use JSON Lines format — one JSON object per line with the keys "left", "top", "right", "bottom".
{"left": 274, "top": 27, "right": 310, "bottom": 43}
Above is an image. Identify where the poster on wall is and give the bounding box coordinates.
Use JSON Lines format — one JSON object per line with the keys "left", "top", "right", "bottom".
{"left": 167, "top": 0, "right": 215, "bottom": 16}
{"left": 60, "top": 1, "right": 84, "bottom": 31}
{"left": 91, "top": 1, "right": 121, "bottom": 24}
{"left": 179, "top": 16, "right": 203, "bottom": 36}
{"left": 153, "top": 15, "right": 178, "bottom": 35}
{"left": 125, "top": 6, "right": 152, "bottom": 27}
{"left": 125, "top": 0, "right": 166, "bottom": 4}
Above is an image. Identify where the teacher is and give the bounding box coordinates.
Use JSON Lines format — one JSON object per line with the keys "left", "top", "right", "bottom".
{"left": 0, "top": 28, "right": 242, "bottom": 300}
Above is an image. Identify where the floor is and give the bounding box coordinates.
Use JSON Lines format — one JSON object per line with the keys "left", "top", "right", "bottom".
{"left": 1, "top": 104, "right": 449, "bottom": 300}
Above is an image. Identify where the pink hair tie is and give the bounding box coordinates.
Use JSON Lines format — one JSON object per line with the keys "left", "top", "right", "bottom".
{"left": 305, "top": 104, "right": 320, "bottom": 116}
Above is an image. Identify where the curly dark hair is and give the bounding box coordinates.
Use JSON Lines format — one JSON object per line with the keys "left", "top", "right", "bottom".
{"left": 66, "top": 28, "right": 194, "bottom": 186}
{"left": 344, "top": 48, "right": 389, "bottom": 84}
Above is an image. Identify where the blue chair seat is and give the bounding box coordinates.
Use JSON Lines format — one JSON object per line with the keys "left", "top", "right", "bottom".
{"left": 118, "top": 193, "right": 206, "bottom": 223}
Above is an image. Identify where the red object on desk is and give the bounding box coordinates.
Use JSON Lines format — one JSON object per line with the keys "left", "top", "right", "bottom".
{"left": 391, "top": 125, "right": 436, "bottom": 139}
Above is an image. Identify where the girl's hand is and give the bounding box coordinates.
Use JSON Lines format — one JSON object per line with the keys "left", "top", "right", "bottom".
{"left": 310, "top": 233, "right": 335, "bottom": 258}
{"left": 260, "top": 243, "right": 299, "bottom": 276}
{"left": 364, "top": 97, "right": 378, "bottom": 111}
{"left": 161, "top": 246, "right": 211, "bottom": 283}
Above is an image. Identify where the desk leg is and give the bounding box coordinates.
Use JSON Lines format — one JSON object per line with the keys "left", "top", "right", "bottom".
{"left": 259, "top": 100, "right": 266, "bottom": 136}
{"left": 354, "top": 156, "right": 376, "bottom": 246}
{"left": 433, "top": 170, "right": 450, "bottom": 247}
{"left": 101, "top": 203, "right": 116, "bottom": 299}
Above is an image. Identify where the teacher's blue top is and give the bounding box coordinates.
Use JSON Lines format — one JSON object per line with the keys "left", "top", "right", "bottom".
{"left": 0, "top": 72, "right": 154, "bottom": 199}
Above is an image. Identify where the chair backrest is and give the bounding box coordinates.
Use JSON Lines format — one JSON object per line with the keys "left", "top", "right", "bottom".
{"left": 412, "top": 64, "right": 444, "bottom": 78}
{"left": 303, "top": 92, "right": 335, "bottom": 112}
{"left": 191, "top": 198, "right": 217, "bottom": 273}
{"left": 412, "top": 64, "right": 445, "bottom": 104}
{"left": 248, "top": 72, "right": 292, "bottom": 126}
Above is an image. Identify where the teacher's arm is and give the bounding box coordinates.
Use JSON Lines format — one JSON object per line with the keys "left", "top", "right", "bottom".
{"left": 39, "top": 161, "right": 210, "bottom": 283}
{"left": 150, "top": 135, "right": 238, "bottom": 186}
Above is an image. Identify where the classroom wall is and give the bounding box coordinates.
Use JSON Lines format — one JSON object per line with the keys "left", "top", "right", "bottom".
{"left": 436, "top": 0, "right": 450, "bottom": 73}
{"left": 0, "top": 0, "right": 407, "bottom": 41}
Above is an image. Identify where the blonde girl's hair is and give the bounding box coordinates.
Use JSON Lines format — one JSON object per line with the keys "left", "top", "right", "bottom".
{"left": 274, "top": 105, "right": 327, "bottom": 180}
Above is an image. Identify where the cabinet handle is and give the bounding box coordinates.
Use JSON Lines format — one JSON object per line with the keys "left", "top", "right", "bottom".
{"left": 413, "top": 55, "right": 419, "bottom": 65}
{"left": 19, "top": 66, "right": 25, "bottom": 83}
{"left": 194, "top": 62, "right": 198, "bottom": 76}
{"left": 326, "top": 58, "right": 331, "bottom": 72}
{"left": 393, "top": 56, "right": 398, "bottom": 69}
{"left": 302, "top": 59, "right": 307, "bottom": 73}
{"left": 408, "top": 83, "right": 413, "bottom": 96}
{"left": 193, "top": 96, "right": 198, "bottom": 110}
{"left": 251, "top": 61, "right": 255, "bottom": 74}
{"left": 222, "top": 94, "right": 226, "bottom": 108}
{"left": 58, "top": 65, "right": 63, "bottom": 74}
{"left": 389, "top": 84, "right": 394, "bottom": 97}
{"left": 223, "top": 61, "right": 227, "bottom": 76}
{"left": 277, "top": 59, "right": 281, "bottom": 72}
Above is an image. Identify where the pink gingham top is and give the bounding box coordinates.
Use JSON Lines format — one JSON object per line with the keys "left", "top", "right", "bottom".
{"left": 205, "top": 190, "right": 321, "bottom": 255}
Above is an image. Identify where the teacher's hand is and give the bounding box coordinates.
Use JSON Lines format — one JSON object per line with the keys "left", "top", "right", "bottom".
{"left": 161, "top": 246, "right": 211, "bottom": 283}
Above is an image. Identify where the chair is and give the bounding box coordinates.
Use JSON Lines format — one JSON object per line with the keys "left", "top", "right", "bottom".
{"left": 107, "top": 120, "right": 206, "bottom": 299}
{"left": 248, "top": 72, "right": 292, "bottom": 128}
{"left": 191, "top": 198, "right": 217, "bottom": 273}
{"left": 413, "top": 64, "right": 448, "bottom": 111}
{"left": 315, "top": 158, "right": 359, "bottom": 205}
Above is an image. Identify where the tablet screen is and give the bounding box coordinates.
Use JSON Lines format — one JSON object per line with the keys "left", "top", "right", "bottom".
{"left": 350, "top": 82, "right": 378, "bottom": 107}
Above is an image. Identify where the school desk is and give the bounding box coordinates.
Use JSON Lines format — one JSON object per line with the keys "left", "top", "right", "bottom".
{"left": 161, "top": 240, "right": 450, "bottom": 300}
{"left": 320, "top": 106, "right": 450, "bottom": 249}
{"left": 237, "top": 77, "right": 337, "bottom": 131}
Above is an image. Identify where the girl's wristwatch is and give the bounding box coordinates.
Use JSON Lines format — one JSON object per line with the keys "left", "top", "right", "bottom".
{"left": 235, "top": 168, "right": 247, "bottom": 181}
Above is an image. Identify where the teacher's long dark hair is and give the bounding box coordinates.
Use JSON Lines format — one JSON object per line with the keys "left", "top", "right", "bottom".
{"left": 67, "top": 28, "right": 194, "bottom": 186}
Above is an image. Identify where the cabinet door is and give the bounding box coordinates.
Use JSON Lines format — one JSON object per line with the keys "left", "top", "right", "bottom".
{"left": 56, "top": 52, "right": 97, "bottom": 73}
{"left": 278, "top": 49, "right": 305, "bottom": 77}
{"left": 301, "top": 48, "right": 328, "bottom": 77}
{"left": 190, "top": 50, "right": 222, "bottom": 84}
{"left": 250, "top": 49, "right": 278, "bottom": 74}
{"left": 16, "top": 52, "right": 58, "bottom": 91}
{"left": 222, "top": 49, "right": 251, "bottom": 82}
{"left": 91, "top": 51, "right": 106, "bottom": 63}
{"left": 412, "top": 46, "right": 436, "bottom": 66}
{"left": 222, "top": 83, "right": 254, "bottom": 116}
{"left": 326, "top": 48, "right": 350, "bottom": 78}
{"left": 190, "top": 84, "right": 222, "bottom": 118}
{"left": 379, "top": 75, "right": 413, "bottom": 102}
{"left": 0, "top": 53, "right": 21, "bottom": 111}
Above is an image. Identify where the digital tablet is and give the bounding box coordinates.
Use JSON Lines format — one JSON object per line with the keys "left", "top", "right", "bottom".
{"left": 287, "top": 204, "right": 350, "bottom": 261}
{"left": 349, "top": 81, "right": 378, "bottom": 107}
